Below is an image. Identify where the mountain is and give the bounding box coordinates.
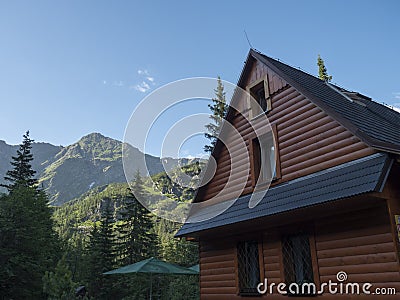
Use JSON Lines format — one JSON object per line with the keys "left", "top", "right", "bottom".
{"left": 0, "top": 140, "right": 62, "bottom": 187}
{"left": 0, "top": 133, "right": 195, "bottom": 205}
{"left": 53, "top": 160, "right": 203, "bottom": 233}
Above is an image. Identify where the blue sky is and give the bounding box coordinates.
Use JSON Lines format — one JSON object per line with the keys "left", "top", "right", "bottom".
{"left": 0, "top": 1, "right": 399, "bottom": 157}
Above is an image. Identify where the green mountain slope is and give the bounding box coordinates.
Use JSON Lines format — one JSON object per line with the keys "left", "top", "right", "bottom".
{"left": 0, "top": 140, "right": 62, "bottom": 185}
{"left": 0, "top": 133, "right": 193, "bottom": 205}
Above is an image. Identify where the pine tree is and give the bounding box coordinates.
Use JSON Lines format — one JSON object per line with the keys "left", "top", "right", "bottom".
{"left": 1, "top": 131, "right": 37, "bottom": 191}
{"left": 155, "top": 218, "right": 199, "bottom": 300}
{"left": 111, "top": 172, "right": 158, "bottom": 298}
{"left": 116, "top": 170, "right": 156, "bottom": 265}
{"left": 317, "top": 54, "right": 332, "bottom": 82}
{"left": 43, "top": 255, "right": 77, "bottom": 300}
{"left": 204, "top": 77, "right": 228, "bottom": 153}
{"left": 85, "top": 201, "right": 117, "bottom": 299}
{"left": 0, "top": 132, "right": 59, "bottom": 299}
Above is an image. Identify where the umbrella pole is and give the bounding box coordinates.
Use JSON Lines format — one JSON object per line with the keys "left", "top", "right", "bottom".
{"left": 150, "top": 273, "right": 152, "bottom": 300}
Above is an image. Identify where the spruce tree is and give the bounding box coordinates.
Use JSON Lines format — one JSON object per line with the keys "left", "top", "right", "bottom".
{"left": 204, "top": 77, "right": 228, "bottom": 153}
{"left": 116, "top": 170, "right": 156, "bottom": 265}
{"left": 85, "top": 201, "right": 117, "bottom": 299}
{"left": 155, "top": 218, "right": 199, "bottom": 300}
{"left": 43, "top": 255, "right": 77, "bottom": 300}
{"left": 1, "top": 131, "right": 37, "bottom": 191}
{"left": 113, "top": 172, "right": 157, "bottom": 297}
{"left": 317, "top": 54, "right": 332, "bottom": 82}
{"left": 0, "top": 132, "right": 59, "bottom": 299}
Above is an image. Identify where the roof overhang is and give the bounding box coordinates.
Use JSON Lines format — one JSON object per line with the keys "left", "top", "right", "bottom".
{"left": 176, "top": 153, "right": 393, "bottom": 238}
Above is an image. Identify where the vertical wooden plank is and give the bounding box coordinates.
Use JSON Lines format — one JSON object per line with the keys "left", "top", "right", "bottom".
{"left": 233, "top": 243, "right": 239, "bottom": 296}
{"left": 309, "top": 229, "right": 321, "bottom": 287}
{"left": 384, "top": 178, "right": 400, "bottom": 271}
{"left": 278, "top": 238, "right": 285, "bottom": 283}
{"left": 269, "top": 73, "right": 275, "bottom": 94}
{"left": 258, "top": 241, "right": 265, "bottom": 284}
{"left": 272, "top": 123, "right": 281, "bottom": 180}
{"left": 248, "top": 133, "right": 258, "bottom": 188}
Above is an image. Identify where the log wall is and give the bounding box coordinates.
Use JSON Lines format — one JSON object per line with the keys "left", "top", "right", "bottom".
{"left": 199, "top": 202, "right": 400, "bottom": 299}
{"left": 200, "top": 60, "right": 375, "bottom": 203}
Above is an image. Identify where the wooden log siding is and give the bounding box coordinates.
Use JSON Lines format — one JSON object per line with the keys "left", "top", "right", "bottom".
{"left": 200, "top": 240, "right": 237, "bottom": 297}
{"left": 315, "top": 204, "right": 400, "bottom": 291}
{"left": 200, "top": 60, "right": 375, "bottom": 202}
{"left": 198, "top": 203, "right": 400, "bottom": 299}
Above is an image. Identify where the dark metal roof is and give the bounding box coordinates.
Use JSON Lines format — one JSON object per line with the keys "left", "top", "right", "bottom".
{"left": 250, "top": 50, "right": 400, "bottom": 153}
{"left": 176, "top": 153, "right": 393, "bottom": 237}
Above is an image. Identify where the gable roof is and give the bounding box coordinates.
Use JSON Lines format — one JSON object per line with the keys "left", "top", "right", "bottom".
{"left": 245, "top": 49, "right": 400, "bottom": 153}
{"left": 176, "top": 152, "right": 393, "bottom": 237}
{"left": 194, "top": 50, "right": 400, "bottom": 204}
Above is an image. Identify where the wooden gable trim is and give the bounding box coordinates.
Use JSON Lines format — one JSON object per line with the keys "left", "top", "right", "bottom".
{"left": 246, "top": 74, "right": 272, "bottom": 119}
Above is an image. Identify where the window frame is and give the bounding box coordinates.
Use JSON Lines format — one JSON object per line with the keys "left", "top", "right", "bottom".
{"left": 247, "top": 76, "right": 272, "bottom": 119}
{"left": 235, "top": 240, "right": 264, "bottom": 296}
{"left": 249, "top": 123, "right": 281, "bottom": 187}
{"left": 280, "top": 230, "right": 320, "bottom": 297}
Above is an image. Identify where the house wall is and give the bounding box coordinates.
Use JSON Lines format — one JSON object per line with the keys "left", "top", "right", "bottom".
{"left": 198, "top": 201, "right": 400, "bottom": 299}
{"left": 199, "top": 60, "right": 375, "bottom": 204}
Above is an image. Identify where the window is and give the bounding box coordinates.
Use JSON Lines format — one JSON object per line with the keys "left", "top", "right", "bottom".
{"left": 247, "top": 77, "right": 271, "bottom": 118}
{"left": 237, "top": 241, "right": 261, "bottom": 295}
{"left": 251, "top": 128, "right": 279, "bottom": 185}
{"left": 282, "top": 233, "right": 315, "bottom": 296}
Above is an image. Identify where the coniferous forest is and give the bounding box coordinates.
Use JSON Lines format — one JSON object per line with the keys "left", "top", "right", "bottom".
{"left": 0, "top": 132, "right": 200, "bottom": 300}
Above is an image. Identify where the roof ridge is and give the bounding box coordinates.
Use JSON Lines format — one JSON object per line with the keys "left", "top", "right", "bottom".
{"left": 251, "top": 49, "right": 321, "bottom": 81}
{"left": 253, "top": 50, "right": 386, "bottom": 107}
{"left": 249, "top": 49, "right": 400, "bottom": 152}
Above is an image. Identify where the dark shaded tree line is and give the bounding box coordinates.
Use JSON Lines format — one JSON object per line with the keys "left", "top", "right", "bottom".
{"left": 0, "top": 132, "right": 60, "bottom": 299}
{"left": 0, "top": 132, "right": 198, "bottom": 299}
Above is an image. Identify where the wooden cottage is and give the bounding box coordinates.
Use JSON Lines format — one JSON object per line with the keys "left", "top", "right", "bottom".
{"left": 176, "top": 49, "right": 400, "bottom": 299}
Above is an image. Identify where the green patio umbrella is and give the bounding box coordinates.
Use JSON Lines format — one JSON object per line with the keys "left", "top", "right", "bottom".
{"left": 103, "top": 257, "right": 198, "bottom": 299}
{"left": 188, "top": 264, "right": 199, "bottom": 272}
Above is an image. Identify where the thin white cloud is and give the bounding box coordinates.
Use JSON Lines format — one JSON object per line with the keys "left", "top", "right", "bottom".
{"left": 134, "top": 85, "right": 147, "bottom": 93}
{"left": 138, "top": 69, "right": 150, "bottom": 76}
{"left": 142, "top": 81, "right": 150, "bottom": 89}
{"left": 132, "top": 69, "right": 156, "bottom": 92}
{"left": 133, "top": 81, "right": 151, "bottom": 93}
{"left": 102, "top": 69, "right": 155, "bottom": 91}
{"left": 393, "top": 92, "right": 400, "bottom": 99}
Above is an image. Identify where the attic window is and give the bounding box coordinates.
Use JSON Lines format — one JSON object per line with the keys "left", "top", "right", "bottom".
{"left": 250, "top": 125, "right": 280, "bottom": 186}
{"left": 247, "top": 76, "right": 271, "bottom": 118}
